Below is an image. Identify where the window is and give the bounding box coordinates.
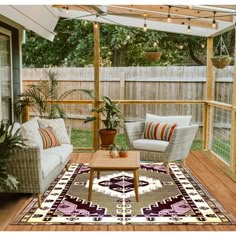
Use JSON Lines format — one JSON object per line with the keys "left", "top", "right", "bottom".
{"left": 0, "top": 28, "right": 12, "bottom": 122}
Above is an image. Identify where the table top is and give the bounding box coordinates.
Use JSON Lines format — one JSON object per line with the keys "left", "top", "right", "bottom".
{"left": 89, "top": 150, "right": 140, "bottom": 169}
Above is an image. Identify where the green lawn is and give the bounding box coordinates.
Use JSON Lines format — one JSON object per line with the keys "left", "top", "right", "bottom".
{"left": 71, "top": 129, "right": 230, "bottom": 164}
{"left": 71, "top": 128, "right": 203, "bottom": 150}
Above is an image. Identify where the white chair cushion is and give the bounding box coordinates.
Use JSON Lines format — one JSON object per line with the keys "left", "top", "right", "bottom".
{"left": 20, "top": 117, "right": 43, "bottom": 148}
{"left": 38, "top": 118, "right": 70, "bottom": 144}
{"left": 146, "top": 113, "right": 192, "bottom": 127}
{"left": 133, "top": 139, "right": 169, "bottom": 152}
{"left": 40, "top": 144, "right": 73, "bottom": 163}
{"left": 40, "top": 152, "right": 61, "bottom": 178}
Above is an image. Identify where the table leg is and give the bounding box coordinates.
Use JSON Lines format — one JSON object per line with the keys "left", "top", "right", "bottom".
{"left": 97, "top": 170, "right": 100, "bottom": 179}
{"left": 133, "top": 169, "right": 139, "bottom": 202}
{"left": 88, "top": 168, "right": 94, "bottom": 201}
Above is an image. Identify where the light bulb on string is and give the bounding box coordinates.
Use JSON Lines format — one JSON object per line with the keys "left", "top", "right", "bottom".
{"left": 187, "top": 18, "right": 191, "bottom": 33}
{"left": 143, "top": 17, "right": 147, "bottom": 32}
{"left": 212, "top": 11, "right": 217, "bottom": 29}
{"left": 179, "top": 44, "right": 184, "bottom": 50}
{"left": 201, "top": 44, "right": 205, "bottom": 49}
{"left": 153, "top": 41, "right": 158, "bottom": 47}
{"left": 66, "top": 5, "right": 69, "bottom": 14}
{"left": 167, "top": 6, "right": 171, "bottom": 23}
{"left": 94, "top": 15, "right": 98, "bottom": 29}
{"left": 126, "top": 34, "right": 131, "bottom": 40}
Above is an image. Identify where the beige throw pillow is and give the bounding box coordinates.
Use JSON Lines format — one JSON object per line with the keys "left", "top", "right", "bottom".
{"left": 37, "top": 118, "right": 70, "bottom": 144}
{"left": 20, "top": 117, "right": 43, "bottom": 148}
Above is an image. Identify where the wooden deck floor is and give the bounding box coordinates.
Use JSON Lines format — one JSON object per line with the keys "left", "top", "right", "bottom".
{"left": 0, "top": 150, "right": 236, "bottom": 231}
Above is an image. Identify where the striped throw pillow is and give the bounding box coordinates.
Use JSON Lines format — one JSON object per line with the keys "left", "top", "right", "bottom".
{"left": 144, "top": 122, "right": 177, "bottom": 141}
{"left": 38, "top": 127, "right": 61, "bottom": 149}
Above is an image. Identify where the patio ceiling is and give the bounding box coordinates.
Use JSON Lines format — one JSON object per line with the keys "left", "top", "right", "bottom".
{"left": 55, "top": 4, "right": 236, "bottom": 37}
{"left": 1, "top": 4, "right": 236, "bottom": 40}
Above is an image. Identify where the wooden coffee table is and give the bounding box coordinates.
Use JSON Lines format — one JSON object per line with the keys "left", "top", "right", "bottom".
{"left": 88, "top": 150, "right": 140, "bottom": 202}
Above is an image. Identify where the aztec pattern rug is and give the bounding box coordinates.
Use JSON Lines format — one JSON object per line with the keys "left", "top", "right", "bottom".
{"left": 13, "top": 162, "right": 235, "bottom": 225}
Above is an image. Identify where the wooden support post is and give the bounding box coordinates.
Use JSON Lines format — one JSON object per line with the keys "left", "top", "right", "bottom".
{"left": 120, "top": 72, "right": 125, "bottom": 134}
{"left": 230, "top": 26, "right": 236, "bottom": 173}
{"left": 204, "top": 37, "right": 214, "bottom": 150}
{"left": 93, "top": 22, "right": 100, "bottom": 151}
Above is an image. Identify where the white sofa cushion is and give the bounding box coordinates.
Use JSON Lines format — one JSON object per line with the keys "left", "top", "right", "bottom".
{"left": 20, "top": 117, "right": 43, "bottom": 148}
{"left": 133, "top": 139, "right": 169, "bottom": 152}
{"left": 146, "top": 113, "right": 192, "bottom": 127}
{"left": 40, "top": 144, "right": 73, "bottom": 163}
{"left": 38, "top": 118, "right": 70, "bottom": 144}
{"left": 40, "top": 152, "right": 61, "bottom": 178}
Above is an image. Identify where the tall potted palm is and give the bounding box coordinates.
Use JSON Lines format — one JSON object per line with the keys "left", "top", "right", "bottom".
{"left": 84, "top": 96, "right": 124, "bottom": 149}
{"left": 0, "top": 121, "right": 24, "bottom": 191}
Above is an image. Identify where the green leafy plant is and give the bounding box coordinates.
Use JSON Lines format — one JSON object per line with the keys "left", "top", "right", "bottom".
{"left": 0, "top": 121, "right": 24, "bottom": 190}
{"left": 84, "top": 96, "right": 124, "bottom": 130}
{"left": 16, "top": 69, "right": 93, "bottom": 119}
{"left": 144, "top": 47, "right": 160, "bottom": 52}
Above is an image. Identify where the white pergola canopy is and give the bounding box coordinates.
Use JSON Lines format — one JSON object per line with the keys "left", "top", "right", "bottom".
{"left": 0, "top": 4, "right": 236, "bottom": 40}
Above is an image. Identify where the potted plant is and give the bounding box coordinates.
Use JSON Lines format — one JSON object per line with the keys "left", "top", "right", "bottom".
{"left": 144, "top": 47, "right": 162, "bottom": 62}
{"left": 118, "top": 146, "right": 128, "bottom": 158}
{"left": 211, "top": 36, "right": 232, "bottom": 69}
{"left": 84, "top": 96, "right": 124, "bottom": 149}
{"left": 0, "top": 121, "right": 24, "bottom": 191}
{"left": 15, "top": 69, "right": 92, "bottom": 120}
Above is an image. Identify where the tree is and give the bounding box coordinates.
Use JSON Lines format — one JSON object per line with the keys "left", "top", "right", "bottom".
{"left": 23, "top": 18, "right": 229, "bottom": 67}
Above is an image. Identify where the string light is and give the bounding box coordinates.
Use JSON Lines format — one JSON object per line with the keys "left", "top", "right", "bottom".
{"left": 143, "top": 17, "right": 147, "bottom": 32}
{"left": 212, "top": 11, "right": 217, "bottom": 29}
{"left": 187, "top": 18, "right": 191, "bottom": 33}
{"left": 94, "top": 15, "right": 98, "bottom": 29}
{"left": 153, "top": 41, "right": 158, "bottom": 47}
{"left": 167, "top": 6, "right": 172, "bottom": 23}
{"left": 179, "top": 44, "right": 184, "bottom": 49}
{"left": 201, "top": 43, "right": 205, "bottom": 48}
{"left": 126, "top": 34, "right": 131, "bottom": 40}
{"left": 66, "top": 5, "right": 69, "bottom": 14}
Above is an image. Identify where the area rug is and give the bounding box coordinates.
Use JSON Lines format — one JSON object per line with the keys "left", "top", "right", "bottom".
{"left": 13, "top": 162, "right": 235, "bottom": 225}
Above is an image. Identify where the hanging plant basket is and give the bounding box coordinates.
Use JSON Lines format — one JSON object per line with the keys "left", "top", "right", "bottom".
{"left": 211, "top": 36, "right": 232, "bottom": 69}
{"left": 144, "top": 51, "right": 162, "bottom": 62}
{"left": 211, "top": 56, "right": 232, "bottom": 69}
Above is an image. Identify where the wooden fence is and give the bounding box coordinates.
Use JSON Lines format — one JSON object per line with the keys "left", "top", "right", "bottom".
{"left": 22, "top": 66, "right": 234, "bottom": 135}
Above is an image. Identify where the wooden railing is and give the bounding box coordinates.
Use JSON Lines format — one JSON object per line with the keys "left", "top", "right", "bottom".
{"left": 22, "top": 99, "right": 236, "bottom": 173}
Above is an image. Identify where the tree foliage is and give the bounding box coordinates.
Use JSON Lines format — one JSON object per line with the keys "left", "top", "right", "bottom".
{"left": 23, "top": 18, "right": 234, "bottom": 67}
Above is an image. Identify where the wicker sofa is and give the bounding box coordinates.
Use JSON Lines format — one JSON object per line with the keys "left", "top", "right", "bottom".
{"left": 3, "top": 117, "right": 73, "bottom": 208}
{"left": 124, "top": 114, "right": 199, "bottom": 172}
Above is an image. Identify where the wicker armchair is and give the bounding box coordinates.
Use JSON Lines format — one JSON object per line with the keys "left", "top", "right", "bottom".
{"left": 124, "top": 120, "right": 198, "bottom": 173}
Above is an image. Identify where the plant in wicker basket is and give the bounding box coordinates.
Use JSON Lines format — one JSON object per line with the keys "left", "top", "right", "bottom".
{"left": 211, "top": 36, "right": 232, "bottom": 69}
{"left": 144, "top": 47, "right": 162, "bottom": 62}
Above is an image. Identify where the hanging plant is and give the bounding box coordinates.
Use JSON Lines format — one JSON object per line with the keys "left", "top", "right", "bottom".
{"left": 144, "top": 42, "right": 162, "bottom": 62}
{"left": 211, "top": 36, "right": 232, "bottom": 69}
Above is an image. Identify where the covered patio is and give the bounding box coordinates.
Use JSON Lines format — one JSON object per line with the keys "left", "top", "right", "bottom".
{"left": 0, "top": 4, "right": 236, "bottom": 231}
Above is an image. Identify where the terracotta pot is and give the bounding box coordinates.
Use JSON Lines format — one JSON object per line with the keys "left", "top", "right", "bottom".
{"left": 119, "top": 151, "right": 128, "bottom": 158}
{"left": 99, "top": 129, "right": 117, "bottom": 149}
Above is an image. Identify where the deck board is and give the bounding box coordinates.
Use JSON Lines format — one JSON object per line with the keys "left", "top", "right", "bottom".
{"left": 0, "top": 151, "right": 236, "bottom": 231}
